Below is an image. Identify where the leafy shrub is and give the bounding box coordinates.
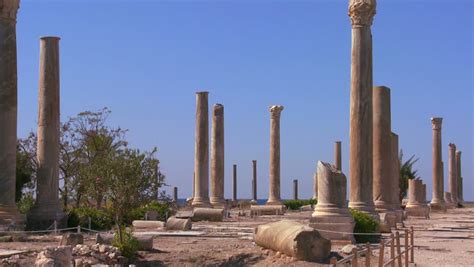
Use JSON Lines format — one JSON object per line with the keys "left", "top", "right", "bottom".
{"left": 349, "top": 208, "right": 380, "bottom": 243}
{"left": 67, "top": 207, "right": 114, "bottom": 230}
{"left": 283, "top": 199, "right": 317, "bottom": 210}
{"left": 17, "top": 194, "right": 35, "bottom": 214}
{"left": 113, "top": 227, "right": 140, "bottom": 261}
{"left": 126, "top": 201, "right": 174, "bottom": 224}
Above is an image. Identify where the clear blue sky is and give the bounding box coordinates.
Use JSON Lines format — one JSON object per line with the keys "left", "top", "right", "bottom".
{"left": 17, "top": 0, "right": 473, "bottom": 201}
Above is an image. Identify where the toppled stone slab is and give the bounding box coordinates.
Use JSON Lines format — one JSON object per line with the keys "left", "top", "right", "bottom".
{"left": 166, "top": 217, "right": 192, "bottom": 231}
{"left": 132, "top": 220, "right": 166, "bottom": 229}
{"left": 254, "top": 220, "right": 331, "bottom": 261}
{"left": 192, "top": 208, "right": 225, "bottom": 222}
{"left": 250, "top": 205, "right": 285, "bottom": 216}
{"left": 0, "top": 249, "right": 27, "bottom": 259}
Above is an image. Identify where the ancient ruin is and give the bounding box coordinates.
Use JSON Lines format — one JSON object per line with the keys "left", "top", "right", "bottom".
{"left": 406, "top": 179, "right": 429, "bottom": 218}
{"left": 430, "top": 117, "right": 446, "bottom": 211}
{"left": 210, "top": 104, "right": 225, "bottom": 207}
{"left": 266, "top": 105, "right": 284, "bottom": 205}
{"left": 192, "top": 92, "right": 210, "bottom": 207}
{"left": 448, "top": 143, "right": 458, "bottom": 206}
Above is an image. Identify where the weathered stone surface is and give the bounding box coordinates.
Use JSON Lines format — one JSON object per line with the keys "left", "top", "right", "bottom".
{"left": 406, "top": 179, "right": 429, "bottom": 218}
{"left": 456, "top": 150, "right": 463, "bottom": 203}
{"left": 192, "top": 92, "right": 210, "bottom": 207}
{"left": 444, "top": 192, "right": 454, "bottom": 209}
{"left": 166, "top": 217, "right": 192, "bottom": 231}
{"left": 267, "top": 105, "right": 284, "bottom": 205}
{"left": 35, "top": 246, "right": 72, "bottom": 267}
{"left": 252, "top": 160, "right": 258, "bottom": 202}
{"left": 192, "top": 208, "right": 224, "bottom": 222}
{"left": 96, "top": 234, "right": 153, "bottom": 251}
{"left": 60, "top": 233, "right": 83, "bottom": 246}
{"left": 132, "top": 220, "right": 165, "bottom": 229}
{"left": 210, "top": 104, "right": 225, "bottom": 207}
{"left": 448, "top": 143, "right": 458, "bottom": 206}
{"left": 334, "top": 141, "right": 342, "bottom": 171}
{"left": 310, "top": 162, "right": 355, "bottom": 242}
{"left": 250, "top": 205, "right": 285, "bottom": 216}
{"left": 390, "top": 133, "right": 403, "bottom": 220}
{"left": 348, "top": 0, "right": 379, "bottom": 220}
{"left": 254, "top": 220, "right": 331, "bottom": 261}
{"left": 232, "top": 164, "right": 237, "bottom": 202}
{"left": 430, "top": 117, "right": 446, "bottom": 211}
{"left": 313, "top": 171, "right": 318, "bottom": 200}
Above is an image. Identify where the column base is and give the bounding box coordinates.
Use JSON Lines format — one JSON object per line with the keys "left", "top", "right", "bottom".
{"left": 348, "top": 201, "right": 380, "bottom": 222}
{"left": 405, "top": 205, "right": 430, "bottom": 218}
{"left": 429, "top": 201, "right": 446, "bottom": 212}
{"left": 27, "top": 204, "right": 65, "bottom": 230}
{"left": 0, "top": 205, "right": 26, "bottom": 230}
{"left": 191, "top": 197, "right": 211, "bottom": 208}
{"left": 210, "top": 197, "right": 226, "bottom": 208}
{"left": 266, "top": 199, "right": 282, "bottom": 205}
{"left": 310, "top": 214, "right": 355, "bottom": 243}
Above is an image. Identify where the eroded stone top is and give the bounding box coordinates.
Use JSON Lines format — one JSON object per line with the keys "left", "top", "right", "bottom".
{"left": 431, "top": 117, "right": 443, "bottom": 130}
{"left": 213, "top": 104, "right": 224, "bottom": 116}
{"left": 0, "top": 0, "right": 20, "bottom": 21}
{"left": 269, "top": 105, "right": 284, "bottom": 119}
{"left": 448, "top": 143, "right": 456, "bottom": 151}
{"left": 348, "top": 0, "right": 376, "bottom": 27}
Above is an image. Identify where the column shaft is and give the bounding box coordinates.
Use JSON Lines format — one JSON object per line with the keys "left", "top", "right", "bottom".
{"left": 334, "top": 141, "right": 342, "bottom": 171}
{"left": 192, "top": 92, "right": 210, "bottom": 207}
{"left": 210, "top": 104, "right": 225, "bottom": 206}
{"left": 293, "top": 179, "right": 298, "bottom": 200}
{"left": 232, "top": 164, "right": 237, "bottom": 202}
{"left": 252, "top": 160, "right": 257, "bottom": 202}
{"left": 456, "top": 151, "right": 463, "bottom": 202}
{"left": 448, "top": 144, "right": 458, "bottom": 205}
{"left": 173, "top": 187, "right": 178, "bottom": 202}
{"left": 430, "top": 117, "right": 445, "bottom": 210}
{"left": 267, "top": 105, "right": 284, "bottom": 205}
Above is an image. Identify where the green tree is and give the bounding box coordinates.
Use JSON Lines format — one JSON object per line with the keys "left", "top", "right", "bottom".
{"left": 399, "top": 150, "right": 420, "bottom": 202}
{"left": 16, "top": 133, "right": 37, "bottom": 206}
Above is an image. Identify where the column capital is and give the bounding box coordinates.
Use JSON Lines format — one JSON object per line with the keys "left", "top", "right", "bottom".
{"left": 456, "top": 150, "right": 461, "bottom": 156}
{"left": 269, "top": 105, "right": 284, "bottom": 119}
{"left": 0, "top": 0, "right": 20, "bottom": 22}
{"left": 213, "top": 103, "right": 224, "bottom": 116}
{"left": 431, "top": 117, "right": 443, "bottom": 130}
{"left": 348, "top": 0, "right": 376, "bottom": 27}
{"left": 448, "top": 143, "right": 456, "bottom": 151}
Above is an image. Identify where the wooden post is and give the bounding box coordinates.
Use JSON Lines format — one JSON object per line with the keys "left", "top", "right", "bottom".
{"left": 404, "top": 229, "right": 409, "bottom": 267}
{"left": 410, "top": 227, "right": 414, "bottom": 263}
{"left": 396, "top": 231, "right": 402, "bottom": 267}
{"left": 352, "top": 247, "right": 358, "bottom": 267}
{"left": 77, "top": 225, "right": 81, "bottom": 233}
{"left": 330, "top": 256, "right": 338, "bottom": 266}
{"left": 378, "top": 240, "right": 385, "bottom": 267}
{"left": 54, "top": 220, "right": 58, "bottom": 234}
{"left": 366, "top": 242, "right": 371, "bottom": 267}
{"left": 390, "top": 233, "right": 395, "bottom": 267}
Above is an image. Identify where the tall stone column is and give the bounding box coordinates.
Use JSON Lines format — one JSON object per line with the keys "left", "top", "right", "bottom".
{"left": 0, "top": 0, "right": 23, "bottom": 226}
{"left": 456, "top": 150, "right": 463, "bottom": 203}
{"left": 210, "top": 104, "right": 225, "bottom": 206}
{"left": 335, "top": 141, "right": 342, "bottom": 171}
{"left": 267, "top": 105, "right": 284, "bottom": 205}
{"left": 390, "top": 133, "right": 401, "bottom": 211}
{"left": 173, "top": 187, "right": 178, "bottom": 202}
{"left": 232, "top": 164, "right": 237, "bottom": 202}
{"left": 430, "top": 117, "right": 445, "bottom": 211}
{"left": 373, "top": 86, "right": 392, "bottom": 212}
{"left": 28, "top": 37, "right": 63, "bottom": 228}
{"left": 448, "top": 143, "right": 458, "bottom": 206}
{"left": 348, "top": 0, "right": 378, "bottom": 218}
{"left": 192, "top": 92, "right": 210, "bottom": 207}
{"left": 252, "top": 160, "right": 257, "bottom": 203}
{"left": 313, "top": 171, "right": 318, "bottom": 199}
{"left": 293, "top": 179, "right": 298, "bottom": 200}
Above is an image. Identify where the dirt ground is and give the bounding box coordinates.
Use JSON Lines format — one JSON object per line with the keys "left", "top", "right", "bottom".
{"left": 1, "top": 204, "right": 473, "bottom": 266}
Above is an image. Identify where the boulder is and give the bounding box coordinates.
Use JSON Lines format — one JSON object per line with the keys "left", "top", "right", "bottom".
{"left": 254, "top": 220, "right": 331, "bottom": 261}
{"left": 192, "top": 208, "right": 225, "bottom": 222}
{"left": 35, "top": 246, "right": 72, "bottom": 267}
{"left": 166, "top": 217, "right": 192, "bottom": 231}
{"left": 60, "top": 233, "right": 84, "bottom": 246}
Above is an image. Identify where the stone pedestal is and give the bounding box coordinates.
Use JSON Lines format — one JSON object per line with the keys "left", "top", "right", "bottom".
{"left": 310, "top": 161, "right": 355, "bottom": 243}
{"left": 0, "top": 0, "right": 24, "bottom": 228}
{"left": 27, "top": 36, "right": 64, "bottom": 229}
{"left": 334, "top": 141, "right": 342, "bottom": 171}
{"left": 406, "top": 179, "right": 429, "bottom": 218}
{"left": 347, "top": 0, "right": 379, "bottom": 220}
{"left": 430, "top": 118, "right": 446, "bottom": 211}
{"left": 267, "top": 105, "right": 284, "bottom": 205}
{"left": 210, "top": 104, "right": 225, "bottom": 207}
{"left": 192, "top": 92, "right": 210, "bottom": 207}
{"left": 448, "top": 143, "right": 458, "bottom": 207}
{"left": 251, "top": 160, "right": 257, "bottom": 204}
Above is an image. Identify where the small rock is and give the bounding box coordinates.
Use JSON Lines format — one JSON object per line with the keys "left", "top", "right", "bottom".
{"left": 340, "top": 244, "right": 358, "bottom": 254}
{"left": 74, "top": 258, "right": 84, "bottom": 267}
{"left": 98, "top": 244, "right": 109, "bottom": 253}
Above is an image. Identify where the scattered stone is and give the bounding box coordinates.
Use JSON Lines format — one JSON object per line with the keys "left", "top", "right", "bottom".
{"left": 192, "top": 208, "right": 225, "bottom": 222}
{"left": 166, "top": 217, "right": 192, "bottom": 231}
{"left": 60, "top": 233, "right": 83, "bottom": 246}
{"left": 132, "top": 220, "right": 165, "bottom": 229}
{"left": 35, "top": 246, "right": 72, "bottom": 267}
{"left": 340, "top": 244, "right": 358, "bottom": 254}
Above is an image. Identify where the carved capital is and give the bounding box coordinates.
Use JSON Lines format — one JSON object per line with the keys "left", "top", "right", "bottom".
{"left": 349, "top": 0, "right": 376, "bottom": 27}
{"left": 0, "top": 0, "right": 20, "bottom": 22}
{"left": 213, "top": 103, "right": 224, "bottom": 116}
{"left": 269, "top": 105, "right": 284, "bottom": 119}
{"left": 448, "top": 143, "right": 456, "bottom": 151}
{"left": 431, "top": 117, "right": 443, "bottom": 130}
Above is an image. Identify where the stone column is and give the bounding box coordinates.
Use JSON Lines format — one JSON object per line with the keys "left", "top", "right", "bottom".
{"left": 232, "top": 164, "right": 237, "bottom": 202}
{"left": 313, "top": 171, "right": 318, "bottom": 199}
{"left": 252, "top": 160, "right": 257, "bottom": 203}
{"left": 373, "top": 86, "right": 392, "bottom": 212}
{"left": 456, "top": 150, "right": 463, "bottom": 203}
{"left": 210, "top": 104, "right": 225, "bottom": 206}
{"left": 334, "top": 141, "right": 342, "bottom": 171}
{"left": 390, "top": 133, "right": 401, "bottom": 210}
{"left": 422, "top": 183, "right": 427, "bottom": 203}
{"left": 173, "top": 187, "right": 178, "bottom": 202}
{"left": 267, "top": 105, "right": 284, "bottom": 205}
{"left": 293, "top": 179, "right": 298, "bottom": 200}
{"left": 406, "top": 179, "right": 429, "bottom": 218}
{"left": 27, "top": 37, "right": 63, "bottom": 228}
{"left": 448, "top": 143, "right": 458, "bottom": 206}
{"left": 0, "top": 0, "right": 22, "bottom": 226}
{"left": 444, "top": 192, "right": 453, "bottom": 208}
{"left": 348, "top": 0, "right": 378, "bottom": 219}
{"left": 310, "top": 161, "right": 355, "bottom": 242}
{"left": 192, "top": 92, "right": 210, "bottom": 207}
{"left": 430, "top": 117, "right": 445, "bottom": 211}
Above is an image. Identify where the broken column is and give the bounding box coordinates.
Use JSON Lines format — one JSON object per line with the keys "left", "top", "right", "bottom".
{"left": 430, "top": 117, "right": 445, "bottom": 211}
{"left": 251, "top": 160, "right": 257, "bottom": 203}
{"left": 192, "top": 92, "right": 210, "bottom": 207}
{"left": 348, "top": 0, "right": 378, "bottom": 219}
{"left": 28, "top": 37, "right": 63, "bottom": 229}
{"left": 448, "top": 143, "right": 458, "bottom": 207}
{"left": 406, "top": 179, "right": 429, "bottom": 218}
{"left": 267, "top": 105, "right": 284, "bottom": 205}
{"left": 0, "top": 0, "right": 23, "bottom": 227}
{"left": 456, "top": 150, "right": 463, "bottom": 203}
{"left": 390, "top": 132, "right": 403, "bottom": 222}
{"left": 335, "top": 141, "right": 342, "bottom": 171}
{"left": 210, "top": 104, "right": 225, "bottom": 207}
{"left": 293, "top": 179, "right": 298, "bottom": 200}
{"left": 373, "top": 86, "right": 392, "bottom": 212}
{"left": 173, "top": 187, "right": 178, "bottom": 203}
{"left": 313, "top": 171, "right": 318, "bottom": 200}
{"left": 310, "top": 161, "right": 355, "bottom": 242}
